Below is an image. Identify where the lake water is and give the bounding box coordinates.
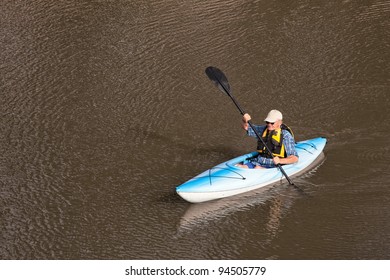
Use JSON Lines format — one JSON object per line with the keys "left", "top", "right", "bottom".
{"left": 1, "top": 0, "right": 390, "bottom": 259}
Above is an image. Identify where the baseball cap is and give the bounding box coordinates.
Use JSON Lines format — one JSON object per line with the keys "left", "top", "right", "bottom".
{"left": 264, "top": 109, "right": 283, "bottom": 123}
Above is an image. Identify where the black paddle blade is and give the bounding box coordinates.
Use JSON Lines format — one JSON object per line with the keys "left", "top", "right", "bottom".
{"left": 205, "top": 66, "right": 231, "bottom": 95}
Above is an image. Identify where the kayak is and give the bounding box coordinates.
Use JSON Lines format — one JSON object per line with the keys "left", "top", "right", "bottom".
{"left": 176, "top": 137, "right": 327, "bottom": 203}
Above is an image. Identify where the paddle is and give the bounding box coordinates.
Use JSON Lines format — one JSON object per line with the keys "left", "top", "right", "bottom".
{"left": 205, "top": 66, "right": 296, "bottom": 187}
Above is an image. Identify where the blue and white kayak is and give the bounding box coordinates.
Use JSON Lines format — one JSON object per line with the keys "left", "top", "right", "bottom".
{"left": 176, "top": 137, "right": 327, "bottom": 203}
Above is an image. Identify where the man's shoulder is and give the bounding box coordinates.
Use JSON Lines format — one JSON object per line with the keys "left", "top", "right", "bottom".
{"left": 282, "top": 129, "right": 294, "bottom": 139}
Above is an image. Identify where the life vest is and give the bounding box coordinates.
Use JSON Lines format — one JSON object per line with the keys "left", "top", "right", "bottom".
{"left": 257, "top": 124, "right": 294, "bottom": 158}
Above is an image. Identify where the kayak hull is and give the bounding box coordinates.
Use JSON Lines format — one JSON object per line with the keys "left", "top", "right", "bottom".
{"left": 176, "top": 137, "right": 327, "bottom": 203}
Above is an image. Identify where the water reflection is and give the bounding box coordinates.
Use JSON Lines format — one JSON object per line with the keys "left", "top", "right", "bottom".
{"left": 177, "top": 183, "right": 295, "bottom": 230}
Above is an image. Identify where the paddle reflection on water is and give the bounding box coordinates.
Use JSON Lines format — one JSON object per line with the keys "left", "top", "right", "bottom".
{"left": 177, "top": 184, "right": 298, "bottom": 250}
{"left": 179, "top": 184, "right": 292, "bottom": 228}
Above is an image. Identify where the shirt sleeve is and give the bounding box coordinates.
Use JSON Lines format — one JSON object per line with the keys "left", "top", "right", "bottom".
{"left": 282, "top": 130, "right": 299, "bottom": 157}
{"left": 247, "top": 124, "right": 266, "bottom": 138}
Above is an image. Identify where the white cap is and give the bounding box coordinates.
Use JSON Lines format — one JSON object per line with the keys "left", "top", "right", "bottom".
{"left": 264, "top": 109, "right": 283, "bottom": 123}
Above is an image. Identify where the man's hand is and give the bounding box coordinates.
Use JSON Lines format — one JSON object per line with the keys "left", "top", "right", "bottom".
{"left": 242, "top": 113, "right": 251, "bottom": 130}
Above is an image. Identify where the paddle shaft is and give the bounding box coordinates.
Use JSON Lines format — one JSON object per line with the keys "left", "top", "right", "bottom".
{"left": 207, "top": 67, "right": 295, "bottom": 186}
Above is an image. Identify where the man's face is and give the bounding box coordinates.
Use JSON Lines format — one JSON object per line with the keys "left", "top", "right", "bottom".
{"left": 266, "top": 120, "right": 281, "bottom": 131}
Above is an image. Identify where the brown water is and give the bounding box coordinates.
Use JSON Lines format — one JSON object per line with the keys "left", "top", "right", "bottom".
{"left": 1, "top": 0, "right": 390, "bottom": 259}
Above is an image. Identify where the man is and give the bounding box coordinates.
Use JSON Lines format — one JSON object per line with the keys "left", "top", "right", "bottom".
{"left": 237, "top": 109, "right": 298, "bottom": 169}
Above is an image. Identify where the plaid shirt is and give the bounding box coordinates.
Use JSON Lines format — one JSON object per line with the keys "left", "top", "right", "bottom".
{"left": 247, "top": 124, "right": 298, "bottom": 168}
